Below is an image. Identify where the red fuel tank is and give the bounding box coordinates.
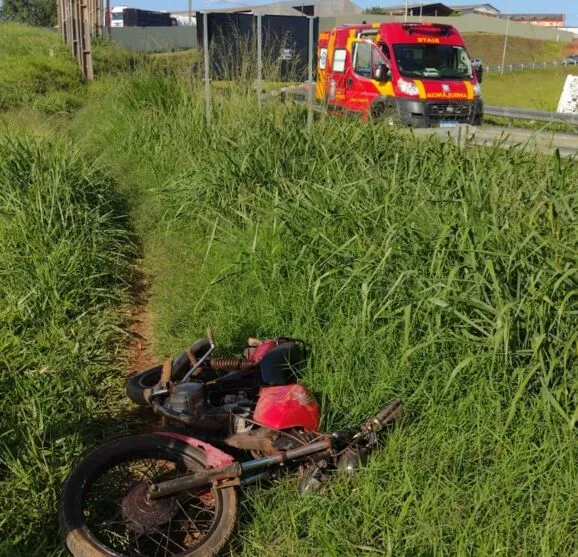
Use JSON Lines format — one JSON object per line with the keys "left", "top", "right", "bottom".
{"left": 253, "top": 384, "right": 321, "bottom": 432}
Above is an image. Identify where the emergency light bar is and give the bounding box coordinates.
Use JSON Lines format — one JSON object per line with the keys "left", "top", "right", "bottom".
{"left": 401, "top": 22, "right": 452, "bottom": 36}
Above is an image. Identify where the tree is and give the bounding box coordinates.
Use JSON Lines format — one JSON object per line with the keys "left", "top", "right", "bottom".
{"left": 363, "top": 7, "right": 393, "bottom": 15}
{"left": 0, "top": 0, "right": 57, "bottom": 27}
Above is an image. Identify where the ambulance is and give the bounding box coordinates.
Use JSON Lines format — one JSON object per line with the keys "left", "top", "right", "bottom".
{"left": 316, "top": 22, "right": 483, "bottom": 127}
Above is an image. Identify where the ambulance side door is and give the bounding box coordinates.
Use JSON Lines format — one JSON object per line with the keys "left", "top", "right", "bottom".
{"left": 345, "top": 40, "right": 390, "bottom": 112}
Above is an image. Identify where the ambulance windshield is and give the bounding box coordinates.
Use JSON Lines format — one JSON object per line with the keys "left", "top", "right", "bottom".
{"left": 393, "top": 44, "right": 473, "bottom": 79}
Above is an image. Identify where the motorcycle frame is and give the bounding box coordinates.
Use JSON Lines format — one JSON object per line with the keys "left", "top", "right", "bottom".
{"left": 147, "top": 398, "right": 403, "bottom": 500}
{"left": 149, "top": 431, "right": 333, "bottom": 500}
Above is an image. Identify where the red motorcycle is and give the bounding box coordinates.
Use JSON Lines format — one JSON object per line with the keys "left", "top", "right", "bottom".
{"left": 58, "top": 331, "right": 403, "bottom": 557}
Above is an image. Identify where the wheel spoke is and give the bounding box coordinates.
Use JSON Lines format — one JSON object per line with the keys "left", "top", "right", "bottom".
{"left": 149, "top": 526, "right": 186, "bottom": 554}
{"left": 76, "top": 445, "right": 224, "bottom": 557}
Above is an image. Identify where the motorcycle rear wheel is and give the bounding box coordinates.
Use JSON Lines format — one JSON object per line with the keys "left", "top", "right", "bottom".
{"left": 126, "top": 338, "right": 211, "bottom": 406}
{"left": 59, "top": 434, "right": 237, "bottom": 557}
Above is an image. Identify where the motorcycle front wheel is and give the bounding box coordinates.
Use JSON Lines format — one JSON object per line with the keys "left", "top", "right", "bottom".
{"left": 59, "top": 434, "right": 237, "bottom": 557}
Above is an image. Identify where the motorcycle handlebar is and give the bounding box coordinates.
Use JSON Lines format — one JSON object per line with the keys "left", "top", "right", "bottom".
{"left": 375, "top": 399, "right": 403, "bottom": 425}
{"left": 363, "top": 399, "right": 403, "bottom": 433}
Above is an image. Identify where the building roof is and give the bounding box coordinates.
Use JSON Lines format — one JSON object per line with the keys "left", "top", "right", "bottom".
{"left": 449, "top": 3, "right": 500, "bottom": 13}
{"left": 175, "top": 0, "right": 361, "bottom": 17}
{"left": 498, "top": 13, "right": 565, "bottom": 21}
{"left": 375, "top": 3, "right": 454, "bottom": 16}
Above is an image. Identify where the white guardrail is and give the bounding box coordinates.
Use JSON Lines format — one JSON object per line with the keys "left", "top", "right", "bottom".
{"left": 484, "top": 105, "right": 578, "bottom": 126}
{"left": 484, "top": 59, "right": 578, "bottom": 74}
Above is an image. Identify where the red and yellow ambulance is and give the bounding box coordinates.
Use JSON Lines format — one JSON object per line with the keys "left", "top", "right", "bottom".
{"left": 316, "top": 22, "right": 483, "bottom": 127}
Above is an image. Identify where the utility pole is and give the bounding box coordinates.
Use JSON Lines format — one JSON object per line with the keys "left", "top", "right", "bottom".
{"left": 404, "top": 0, "right": 408, "bottom": 22}
{"left": 188, "top": 0, "right": 192, "bottom": 25}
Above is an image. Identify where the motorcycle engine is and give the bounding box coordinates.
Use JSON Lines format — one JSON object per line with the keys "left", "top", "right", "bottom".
{"left": 164, "top": 383, "right": 205, "bottom": 416}
{"left": 163, "top": 382, "right": 253, "bottom": 434}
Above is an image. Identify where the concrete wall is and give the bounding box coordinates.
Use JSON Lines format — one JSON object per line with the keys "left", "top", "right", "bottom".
{"left": 110, "top": 27, "right": 197, "bottom": 52}
{"left": 109, "top": 13, "right": 574, "bottom": 53}
{"left": 319, "top": 14, "right": 575, "bottom": 43}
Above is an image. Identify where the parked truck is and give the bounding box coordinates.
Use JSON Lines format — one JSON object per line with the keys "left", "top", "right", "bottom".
{"left": 108, "top": 6, "right": 173, "bottom": 28}
{"left": 316, "top": 22, "right": 483, "bottom": 127}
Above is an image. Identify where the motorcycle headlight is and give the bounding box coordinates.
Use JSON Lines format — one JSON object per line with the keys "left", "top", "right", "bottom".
{"left": 397, "top": 78, "right": 419, "bottom": 97}
{"left": 473, "top": 83, "right": 481, "bottom": 98}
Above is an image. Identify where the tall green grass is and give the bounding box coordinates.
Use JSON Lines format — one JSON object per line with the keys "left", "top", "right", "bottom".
{"left": 0, "top": 24, "right": 141, "bottom": 117}
{"left": 1, "top": 23, "right": 577, "bottom": 555}
{"left": 71, "top": 72, "right": 578, "bottom": 555}
{"left": 0, "top": 137, "right": 135, "bottom": 555}
{"left": 0, "top": 25, "right": 84, "bottom": 114}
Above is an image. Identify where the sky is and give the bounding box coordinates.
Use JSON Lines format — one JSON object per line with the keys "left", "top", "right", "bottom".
{"left": 114, "top": 1, "right": 578, "bottom": 26}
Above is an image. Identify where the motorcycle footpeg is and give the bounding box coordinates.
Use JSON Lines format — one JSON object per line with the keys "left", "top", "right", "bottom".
{"left": 297, "top": 464, "right": 326, "bottom": 496}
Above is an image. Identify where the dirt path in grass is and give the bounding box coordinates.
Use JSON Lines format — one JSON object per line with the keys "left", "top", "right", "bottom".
{"left": 125, "top": 260, "right": 157, "bottom": 376}
{"left": 120, "top": 261, "right": 163, "bottom": 429}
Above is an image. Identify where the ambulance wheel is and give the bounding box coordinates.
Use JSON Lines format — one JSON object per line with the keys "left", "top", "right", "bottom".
{"left": 371, "top": 102, "right": 398, "bottom": 126}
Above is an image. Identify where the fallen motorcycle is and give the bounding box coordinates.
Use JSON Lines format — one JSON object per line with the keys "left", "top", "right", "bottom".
{"left": 59, "top": 328, "right": 403, "bottom": 556}
{"left": 59, "top": 389, "right": 403, "bottom": 556}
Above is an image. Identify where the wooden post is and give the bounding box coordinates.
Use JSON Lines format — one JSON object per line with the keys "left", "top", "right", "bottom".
{"left": 71, "top": 0, "right": 80, "bottom": 60}
{"left": 106, "top": 0, "right": 111, "bottom": 39}
{"left": 67, "top": 0, "right": 74, "bottom": 47}
{"left": 96, "top": 0, "right": 102, "bottom": 37}
{"left": 80, "top": 0, "right": 94, "bottom": 80}
{"left": 57, "top": 0, "right": 62, "bottom": 40}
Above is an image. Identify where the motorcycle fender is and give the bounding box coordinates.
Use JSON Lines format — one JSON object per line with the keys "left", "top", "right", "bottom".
{"left": 154, "top": 431, "right": 234, "bottom": 468}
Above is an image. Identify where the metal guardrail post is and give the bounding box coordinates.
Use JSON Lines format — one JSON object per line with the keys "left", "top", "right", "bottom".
{"left": 257, "top": 14, "right": 262, "bottom": 112}
{"left": 203, "top": 12, "right": 211, "bottom": 127}
{"left": 307, "top": 16, "right": 314, "bottom": 131}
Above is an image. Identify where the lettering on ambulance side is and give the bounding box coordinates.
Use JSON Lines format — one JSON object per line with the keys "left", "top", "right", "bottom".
{"left": 416, "top": 37, "right": 440, "bottom": 44}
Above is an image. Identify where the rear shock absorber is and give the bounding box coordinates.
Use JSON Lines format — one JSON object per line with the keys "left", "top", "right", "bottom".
{"left": 209, "top": 358, "right": 257, "bottom": 371}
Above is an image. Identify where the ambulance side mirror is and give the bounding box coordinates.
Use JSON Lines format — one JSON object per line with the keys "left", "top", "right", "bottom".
{"left": 374, "top": 64, "right": 391, "bottom": 82}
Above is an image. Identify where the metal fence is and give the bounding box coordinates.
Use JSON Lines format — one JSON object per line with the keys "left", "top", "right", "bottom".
{"left": 196, "top": 12, "right": 317, "bottom": 129}
{"left": 485, "top": 59, "right": 578, "bottom": 74}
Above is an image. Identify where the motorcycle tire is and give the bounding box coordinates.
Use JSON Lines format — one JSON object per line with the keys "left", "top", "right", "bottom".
{"left": 126, "top": 338, "right": 211, "bottom": 406}
{"left": 59, "top": 433, "right": 237, "bottom": 557}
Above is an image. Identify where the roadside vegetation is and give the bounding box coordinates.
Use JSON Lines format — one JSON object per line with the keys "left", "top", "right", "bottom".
{"left": 462, "top": 33, "right": 568, "bottom": 66}
{"left": 2, "top": 23, "right": 578, "bottom": 556}
{"left": 0, "top": 137, "right": 135, "bottom": 555}
{"left": 0, "top": 25, "right": 141, "bottom": 118}
{"left": 481, "top": 65, "right": 578, "bottom": 111}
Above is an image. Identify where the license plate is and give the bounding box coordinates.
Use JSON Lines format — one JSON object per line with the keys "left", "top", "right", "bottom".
{"left": 439, "top": 120, "right": 458, "bottom": 128}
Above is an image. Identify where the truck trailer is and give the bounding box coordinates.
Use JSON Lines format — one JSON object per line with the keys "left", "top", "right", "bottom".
{"left": 316, "top": 22, "right": 483, "bottom": 127}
